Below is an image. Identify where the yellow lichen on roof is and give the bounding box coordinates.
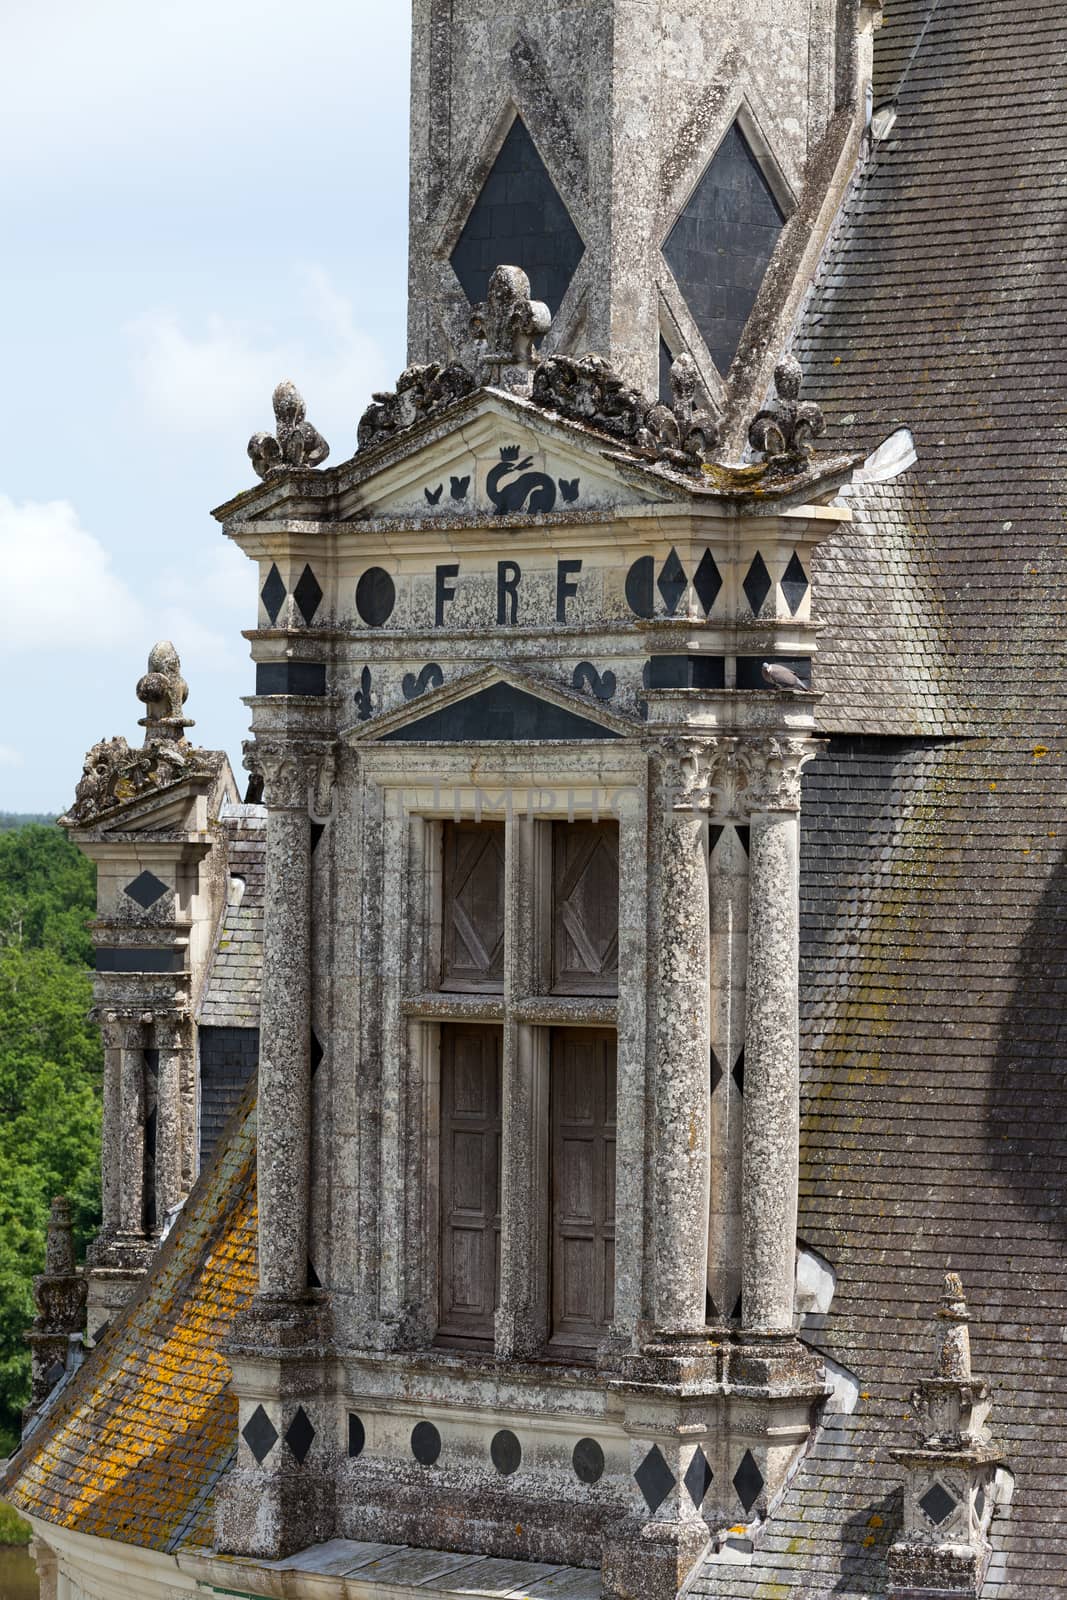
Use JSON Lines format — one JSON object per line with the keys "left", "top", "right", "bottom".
{"left": 2, "top": 1095, "right": 257, "bottom": 1553}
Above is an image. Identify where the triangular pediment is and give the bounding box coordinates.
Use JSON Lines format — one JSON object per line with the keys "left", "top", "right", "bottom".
{"left": 214, "top": 389, "right": 688, "bottom": 525}
{"left": 348, "top": 664, "right": 639, "bottom": 744}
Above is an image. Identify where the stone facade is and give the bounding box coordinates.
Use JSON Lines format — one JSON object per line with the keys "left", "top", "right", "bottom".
{"left": 408, "top": 0, "right": 883, "bottom": 435}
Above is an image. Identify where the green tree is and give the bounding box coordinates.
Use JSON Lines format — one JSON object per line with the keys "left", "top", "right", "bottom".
{"left": 0, "top": 826, "right": 100, "bottom": 1453}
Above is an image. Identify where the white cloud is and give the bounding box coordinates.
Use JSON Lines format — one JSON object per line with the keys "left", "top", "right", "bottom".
{"left": 0, "top": 746, "right": 24, "bottom": 769}
{"left": 125, "top": 265, "right": 392, "bottom": 452}
{"left": 0, "top": 496, "right": 145, "bottom": 655}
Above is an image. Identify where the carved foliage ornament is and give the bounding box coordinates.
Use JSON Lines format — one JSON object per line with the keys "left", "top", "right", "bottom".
{"left": 243, "top": 739, "right": 336, "bottom": 816}
{"left": 532, "top": 350, "right": 720, "bottom": 473}
{"left": 249, "top": 380, "right": 330, "bottom": 480}
{"left": 748, "top": 355, "right": 826, "bottom": 475}
{"left": 357, "top": 362, "right": 478, "bottom": 454}
{"left": 661, "top": 735, "right": 821, "bottom": 815}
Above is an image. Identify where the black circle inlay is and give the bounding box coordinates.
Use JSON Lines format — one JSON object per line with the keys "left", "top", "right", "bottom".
{"left": 573, "top": 1437, "right": 605, "bottom": 1485}
{"left": 411, "top": 1420, "right": 442, "bottom": 1466}
{"left": 356, "top": 567, "right": 396, "bottom": 628}
{"left": 491, "top": 1429, "right": 522, "bottom": 1477}
{"left": 348, "top": 1413, "right": 365, "bottom": 1459}
{"left": 625, "top": 555, "right": 655, "bottom": 619}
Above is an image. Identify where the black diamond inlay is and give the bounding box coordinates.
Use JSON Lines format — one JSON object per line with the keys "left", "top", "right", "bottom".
{"left": 349, "top": 1413, "right": 366, "bottom": 1459}
{"left": 781, "top": 551, "right": 809, "bottom": 616}
{"left": 693, "top": 550, "right": 723, "bottom": 615}
{"left": 307, "top": 1257, "right": 321, "bottom": 1290}
{"left": 684, "top": 1446, "right": 714, "bottom": 1509}
{"left": 732, "top": 1050, "right": 745, "bottom": 1096}
{"left": 708, "top": 824, "right": 724, "bottom": 857}
{"left": 626, "top": 555, "right": 656, "bottom": 618}
{"left": 261, "top": 563, "right": 286, "bottom": 623}
{"left": 491, "top": 1429, "right": 522, "bottom": 1477}
{"left": 355, "top": 567, "right": 396, "bottom": 628}
{"left": 663, "top": 121, "right": 785, "bottom": 375}
{"left": 919, "top": 1482, "right": 957, "bottom": 1527}
{"left": 735, "top": 825, "right": 750, "bottom": 856}
{"left": 242, "top": 1404, "right": 278, "bottom": 1465}
{"left": 743, "top": 553, "right": 773, "bottom": 616}
{"left": 450, "top": 116, "right": 585, "bottom": 316}
{"left": 294, "top": 564, "right": 323, "bottom": 624}
{"left": 731, "top": 1294, "right": 743, "bottom": 1322}
{"left": 711, "top": 1049, "right": 724, "bottom": 1095}
{"left": 573, "top": 1437, "right": 605, "bottom": 1485}
{"left": 734, "top": 1449, "right": 764, "bottom": 1514}
{"left": 310, "top": 1031, "right": 324, "bottom": 1077}
{"left": 658, "top": 549, "right": 687, "bottom": 615}
{"left": 124, "top": 870, "right": 168, "bottom": 910}
{"left": 285, "top": 1405, "right": 315, "bottom": 1465}
{"left": 635, "top": 1444, "right": 676, "bottom": 1513}
{"left": 412, "top": 1421, "right": 442, "bottom": 1466}
{"left": 706, "top": 1289, "right": 718, "bottom": 1320}
{"left": 310, "top": 822, "right": 325, "bottom": 854}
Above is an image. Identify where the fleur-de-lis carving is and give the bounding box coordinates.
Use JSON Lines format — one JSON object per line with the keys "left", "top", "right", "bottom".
{"left": 353, "top": 666, "right": 373, "bottom": 722}
{"left": 748, "top": 356, "right": 825, "bottom": 474}
{"left": 470, "top": 265, "right": 552, "bottom": 393}
{"left": 248, "top": 380, "right": 330, "bottom": 480}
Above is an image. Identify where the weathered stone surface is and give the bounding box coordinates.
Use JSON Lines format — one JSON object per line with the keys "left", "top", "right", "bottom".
{"left": 248, "top": 380, "right": 330, "bottom": 480}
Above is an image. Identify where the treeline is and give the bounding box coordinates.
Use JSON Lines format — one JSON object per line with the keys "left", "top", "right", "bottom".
{"left": 0, "top": 815, "right": 57, "bottom": 832}
{"left": 0, "top": 824, "right": 100, "bottom": 1453}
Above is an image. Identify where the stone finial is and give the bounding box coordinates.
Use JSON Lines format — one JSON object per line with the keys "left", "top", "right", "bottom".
{"left": 748, "top": 355, "right": 826, "bottom": 474}
{"left": 136, "top": 641, "right": 194, "bottom": 743}
{"left": 248, "top": 380, "right": 330, "bottom": 479}
{"left": 887, "top": 1273, "right": 1007, "bottom": 1599}
{"left": 26, "top": 1197, "right": 87, "bottom": 1415}
{"left": 470, "top": 265, "right": 552, "bottom": 392}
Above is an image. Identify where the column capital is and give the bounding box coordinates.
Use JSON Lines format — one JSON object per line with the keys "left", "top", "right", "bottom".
{"left": 243, "top": 737, "right": 336, "bottom": 814}
{"left": 152, "top": 1014, "right": 187, "bottom": 1052}
{"left": 657, "top": 734, "right": 824, "bottom": 817}
{"left": 98, "top": 1013, "right": 148, "bottom": 1051}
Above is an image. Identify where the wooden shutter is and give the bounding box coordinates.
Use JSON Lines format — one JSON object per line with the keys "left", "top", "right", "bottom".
{"left": 440, "top": 822, "right": 506, "bottom": 992}
{"left": 438, "top": 1024, "right": 503, "bottom": 1345}
{"left": 551, "top": 822, "right": 620, "bottom": 995}
{"left": 550, "top": 1029, "right": 617, "bottom": 1350}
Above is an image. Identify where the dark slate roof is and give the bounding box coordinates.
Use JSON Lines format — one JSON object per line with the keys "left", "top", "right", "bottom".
{"left": 697, "top": 0, "right": 1067, "bottom": 1586}
{"left": 198, "top": 803, "right": 265, "bottom": 1028}
{"left": 1, "top": 1092, "right": 257, "bottom": 1551}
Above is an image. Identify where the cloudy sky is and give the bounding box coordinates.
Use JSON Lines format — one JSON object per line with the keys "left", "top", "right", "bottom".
{"left": 1, "top": 2, "right": 411, "bottom": 810}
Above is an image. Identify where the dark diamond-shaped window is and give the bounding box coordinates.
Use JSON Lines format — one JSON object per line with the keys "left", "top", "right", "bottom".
{"left": 293, "top": 564, "right": 323, "bottom": 625}
{"left": 242, "top": 1404, "right": 278, "bottom": 1465}
{"left": 743, "top": 553, "right": 773, "bottom": 617}
{"left": 635, "top": 1444, "right": 676, "bottom": 1513}
{"left": 732, "top": 1049, "right": 745, "bottom": 1095}
{"left": 310, "top": 1030, "right": 324, "bottom": 1077}
{"left": 657, "top": 549, "right": 687, "bottom": 615}
{"left": 733, "top": 1449, "right": 764, "bottom": 1513}
{"left": 711, "top": 1049, "right": 724, "bottom": 1095}
{"left": 919, "top": 1482, "right": 957, "bottom": 1527}
{"left": 285, "top": 1405, "right": 315, "bottom": 1465}
{"left": 684, "top": 1446, "right": 714, "bottom": 1509}
{"left": 124, "top": 870, "right": 168, "bottom": 910}
{"left": 659, "top": 337, "right": 675, "bottom": 406}
{"left": 451, "top": 116, "right": 584, "bottom": 316}
{"left": 261, "top": 563, "right": 287, "bottom": 624}
{"left": 781, "top": 552, "right": 809, "bottom": 616}
{"left": 693, "top": 550, "right": 722, "bottom": 615}
{"left": 663, "top": 122, "right": 786, "bottom": 374}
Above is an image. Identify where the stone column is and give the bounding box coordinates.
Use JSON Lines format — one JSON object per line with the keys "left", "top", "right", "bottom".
{"left": 253, "top": 743, "right": 314, "bottom": 1301}
{"left": 648, "top": 747, "right": 711, "bottom": 1337}
{"left": 116, "top": 1019, "right": 147, "bottom": 1241}
{"left": 153, "top": 1016, "right": 186, "bottom": 1229}
{"left": 741, "top": 738, "right": 816, "bottom": 1336}
{"left": 707, "top": 823, "right": 748, "bottom": 1324}
{"left": 98, "top": 1018, "right": 125, "bottom": 1239}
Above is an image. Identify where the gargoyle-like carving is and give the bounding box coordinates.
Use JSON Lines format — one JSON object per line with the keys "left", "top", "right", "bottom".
{"left": 470, "top": 264, "right": 552, "bottom": 392}
{"left": 248, "top": 380, "right": 330, "bottom": 479}
{"left": 357, "top": 363, "right": 478, "bottom": 454}
{"left": 136, "top": 640, "right": 193, "bottom": 741}
{"left": 748, "top": 355, "right": 825, "bottom": 475}
{"left": 532, "top": 351, "right": 719, "bottom": 474}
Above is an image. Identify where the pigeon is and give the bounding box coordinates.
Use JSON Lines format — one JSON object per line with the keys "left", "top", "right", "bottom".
{"left": 762, "top": 660, "right": 810, "bottom": 692}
